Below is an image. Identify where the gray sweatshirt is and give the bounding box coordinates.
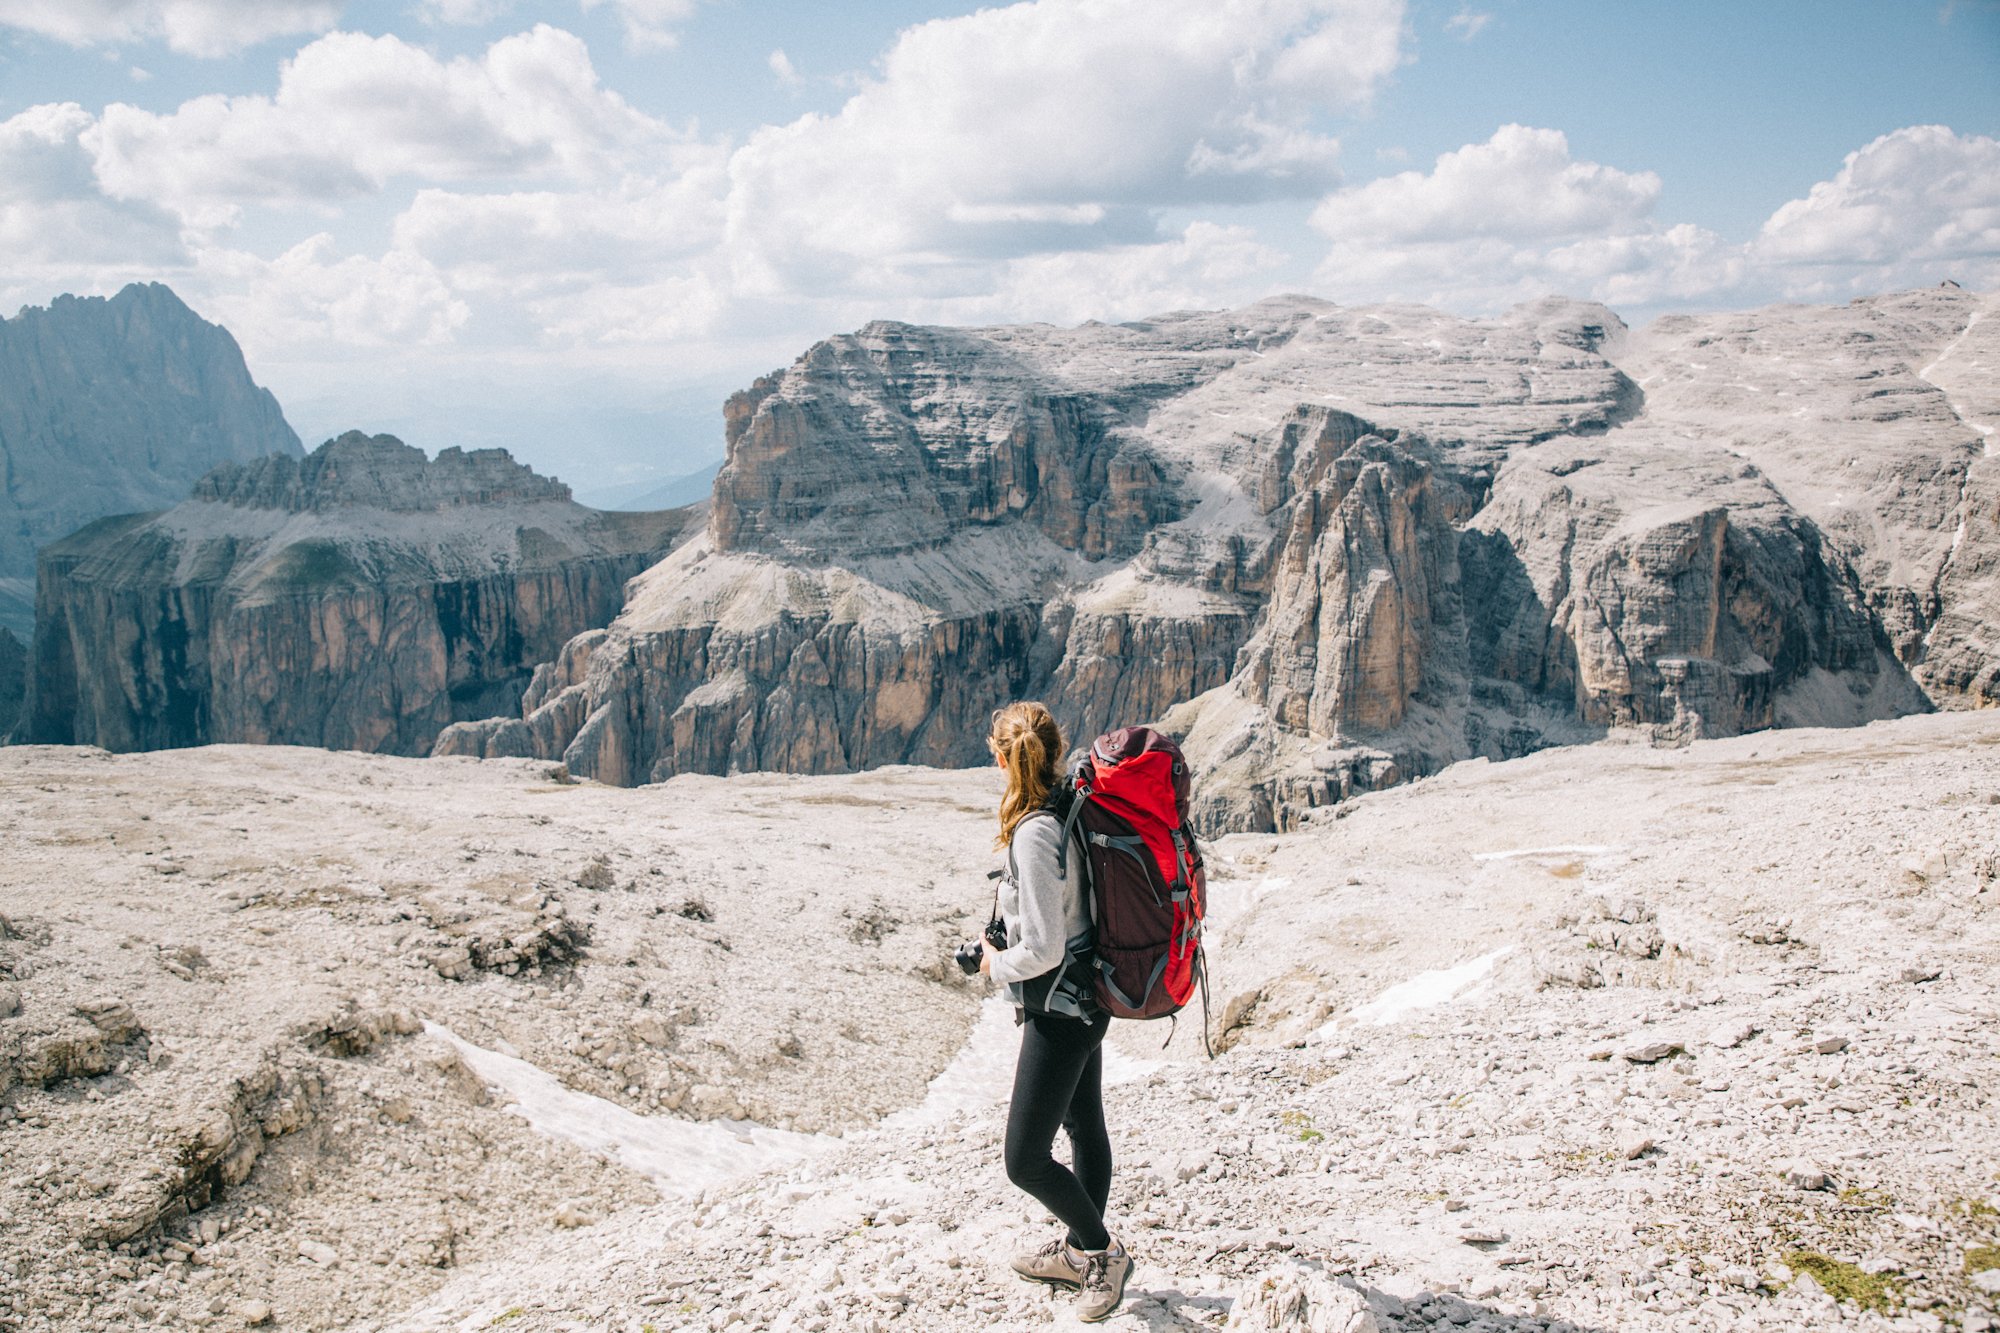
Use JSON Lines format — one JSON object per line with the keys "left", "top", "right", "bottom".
{"left": 989, "top": 813, "right": 1090, "bottom": 987}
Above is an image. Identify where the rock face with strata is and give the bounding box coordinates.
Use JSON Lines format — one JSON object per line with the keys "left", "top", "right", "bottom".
{"left": 1622, "top": 288, "right": 2000, "bottom": 707}
{"left": 0, "top": 283, "right": 300, "bottom": 640}
{"left": 456, "top": 288, "right": 1996, "bottom": 829}
{"left": 0, "top": 626, "right": 22, "bottom": 738}
{"left": 22, "top": 432, "right": 693, "bottom": 755}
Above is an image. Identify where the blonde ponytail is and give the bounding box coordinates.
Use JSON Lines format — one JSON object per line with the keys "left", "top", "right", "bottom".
{"left": 990, "top": 701, "right": 1065, "bottom": 850}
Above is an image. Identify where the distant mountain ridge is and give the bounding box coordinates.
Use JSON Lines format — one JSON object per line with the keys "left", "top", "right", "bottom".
{"left": 0, "top": 283, "right": 301, "bottom": 641}
{"left": 23, "top": 431, "right": 695, "bottom": 755}
{"left": 577, "top": 460, "right": 723, "bottom": 513}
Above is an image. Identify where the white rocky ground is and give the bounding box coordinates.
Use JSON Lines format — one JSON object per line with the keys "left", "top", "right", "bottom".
{"left": 5, "top": 713, "right": 1999, "bottom": 1332}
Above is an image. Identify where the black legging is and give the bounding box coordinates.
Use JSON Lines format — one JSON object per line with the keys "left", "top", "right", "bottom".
{"left": 1003, "top": 1009, "right": 1112, "bottom": 1251}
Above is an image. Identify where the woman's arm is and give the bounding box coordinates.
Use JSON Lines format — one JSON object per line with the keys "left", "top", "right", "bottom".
{"left": 987, "top": 817, "right": 1070, "bottom": 985}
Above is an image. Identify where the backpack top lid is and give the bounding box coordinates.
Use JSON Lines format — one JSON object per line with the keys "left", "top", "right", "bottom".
{"left": 1076, "top": 726, "right": 1191, "bottom": 885}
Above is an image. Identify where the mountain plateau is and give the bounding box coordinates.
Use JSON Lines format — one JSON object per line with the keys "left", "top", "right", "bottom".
{"left": 450, "top": 288, "right": 1993, "bottom": 831}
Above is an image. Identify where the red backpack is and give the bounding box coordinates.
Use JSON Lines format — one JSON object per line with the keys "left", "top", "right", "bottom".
{"left": 1057, "top": 727, "right": 1211, "bottom": 1050}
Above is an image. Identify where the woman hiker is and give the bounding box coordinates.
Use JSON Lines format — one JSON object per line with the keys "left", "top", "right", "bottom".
{"left": 980, "top": 701, "right": 1132, "bottom": 1322}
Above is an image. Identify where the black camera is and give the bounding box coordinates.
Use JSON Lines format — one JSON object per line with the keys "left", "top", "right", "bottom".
{"left": 954, "top": 918, "right": 1009, "bottom": 975}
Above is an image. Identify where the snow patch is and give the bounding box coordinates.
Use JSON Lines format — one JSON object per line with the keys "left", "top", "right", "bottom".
{"left": 1341, "top": 947, "right": 1513, "bottom": 1028}
{"left": 1473, "top": 845, "right": 1611, "bottom": 862}
{"left": 425, "top": 1022, "right": 827, "bottom": 1197}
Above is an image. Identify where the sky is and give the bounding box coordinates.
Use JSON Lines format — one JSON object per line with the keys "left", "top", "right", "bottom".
{"left": 1, "top": 0, "right": 1997, "bottom": 497}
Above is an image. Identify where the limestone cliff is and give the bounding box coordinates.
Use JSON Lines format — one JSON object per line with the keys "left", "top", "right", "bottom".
{"left": 22, "top": 433, "right": 692, "bottom": 755}
{"left": 0, "top": 627, "right": 22, "bottom": 738}
{"left": 451, "top": 298, "right": 1643, "bottom": 792}
{"left": 450, "top": 288, "right": 1993, "bottom": 830}
{"left": 1622, "top": 287, "right": 1998, "bottom": 703}
{"left": 0, "top": 283, "right": 300, "bottom": 640}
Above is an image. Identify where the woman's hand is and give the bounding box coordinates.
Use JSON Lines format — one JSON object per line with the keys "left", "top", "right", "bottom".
{"left": 980, "top": 938, "right": 994, "bottom": 976}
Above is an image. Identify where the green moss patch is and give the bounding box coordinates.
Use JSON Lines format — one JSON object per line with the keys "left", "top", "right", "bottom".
{"left": 1967, "top": 1244, "right": 2000, "bottom": 1274}
{"left": 1784, "top": 1251, "right": 1903, "bottom": 1312}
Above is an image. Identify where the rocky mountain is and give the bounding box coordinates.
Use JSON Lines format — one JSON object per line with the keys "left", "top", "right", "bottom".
{"left": 20, "top": 432, "right": 695, "bottom": 755}
{"left": 0, "top": 283, "right": 301, "bottom": 642}
{"left": 449, "top": 287, "right": 1993, "bottom": 830}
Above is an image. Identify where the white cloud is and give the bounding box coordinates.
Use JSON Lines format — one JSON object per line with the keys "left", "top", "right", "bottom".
{"left": 1753, "top": 125, "right": 2000, "bottom": 291}
{"left": 1444, "top": 6, "right": 1490, "bottom": 40}
{"left": 85, "top": 25, "right": 676, "bottom": 222}
{"left": 201, "top": 234, "right": 468, "bottom": 347}
{"left": 767, "top": 48, "right": 800, "bottom": 88}
{"left": 724, "top": 0, "right": 1406, "bottom": 292}
{"left": 579, "top": 0, "right": 698, "bottom": 51}
{"left": 1313, "top": 125, "right": 1658, "bottom": 245}
{"left": 420, "top": 0, "right": 516, "bottom": 23}
{"left": 975, "top": 221, "right": 1288, "bottom": 326}
{"left": 0, "top": 0, "right": 339, "bottom": 57}
{"left": 0, "top": 103, "right": 187, "bottom": 269}
{"left": 1309, "top": 124, "right": 1737, "bottom": 308}
{"left": 392, "top": 169, "right": 725, "bottom": 284}
{"left": 1308, "top": 121, "right": 2000, "bottom": 312}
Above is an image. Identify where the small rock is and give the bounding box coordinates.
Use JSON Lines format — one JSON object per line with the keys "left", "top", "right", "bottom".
{"left": 75, "top": 998, "right": 142, "bottom": 1041}
{"left": 575, "top": 857, "right": 615, "bottom": 891}
{"left": 1783, "top": 1162, "right": 1829, "bottom": 1191}
{"left": 1900, "top": 965, "right": 1942, "bottom": 984}
{"left": 1458, "top": 1229, "right": 1506, "bottom": 1246}
{"left": 1973, "top": 1269, "right": 2000, "bottom": 1296}
{"left": 1174, "top": 1150, "right": 1216, "bottom": 1182}
{"left": 1813, "top": 1035, "right": 1849, "bottom": 1055}
{"left": 1742, "top": 918, "right": 1791, "bottom": 945}
{"left": 1721, "top": 1265, "right": 1761, "bottom": 1290}
{"left": 1903, "top": 851, "right": 1948, "bottom": 884}
{"left": 297, "top": 1239, "right": 338, "bottom": 1267}
{"left": 1623, "top": 1041, "right": 1684, "bottom": 1064}
{"left": 1227, "top": 1260, "right": 1378, "bottom": 1331}
{"left": 238, "top": 1300, "right": 273, "bottom": 1327}
{"left": 1618, "top": 1134, "right": 1655, "bottom": 1161}
{"left": 430, "top": 946, "right": 473, "bottom": 980}
{"left": 1705, "top": 1021, "right": 1757, "bottom": 1049}
{"left": 554, "top": 1200, "right": 596, "bottom": 1229}
{"left": 0, "top": 985, "right": 18, "bottom": 1020}
{"left": 1537, "top": 957, "right": 1603, "bottom": 989}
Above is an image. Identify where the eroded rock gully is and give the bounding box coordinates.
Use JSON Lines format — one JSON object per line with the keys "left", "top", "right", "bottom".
{"left": 452, "top": 288, "right": 1995, "bottom": 831}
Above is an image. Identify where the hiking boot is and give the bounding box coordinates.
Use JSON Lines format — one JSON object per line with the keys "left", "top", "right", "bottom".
{"left": 1009, "top": 1236, "right": 1084, "bottom": 1289}
{"left": 1075, "top": 1239, "right": 1132, "bottom": 1322}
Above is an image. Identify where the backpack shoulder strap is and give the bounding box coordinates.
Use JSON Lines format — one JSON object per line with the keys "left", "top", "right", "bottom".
{"left": 1055, "top": 787, "right": 1088, "bottom": 878}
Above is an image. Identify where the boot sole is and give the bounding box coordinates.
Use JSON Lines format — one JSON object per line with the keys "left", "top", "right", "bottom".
{"left": 1010, "top": 1267, "right": 1082, "bottom": 1290}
